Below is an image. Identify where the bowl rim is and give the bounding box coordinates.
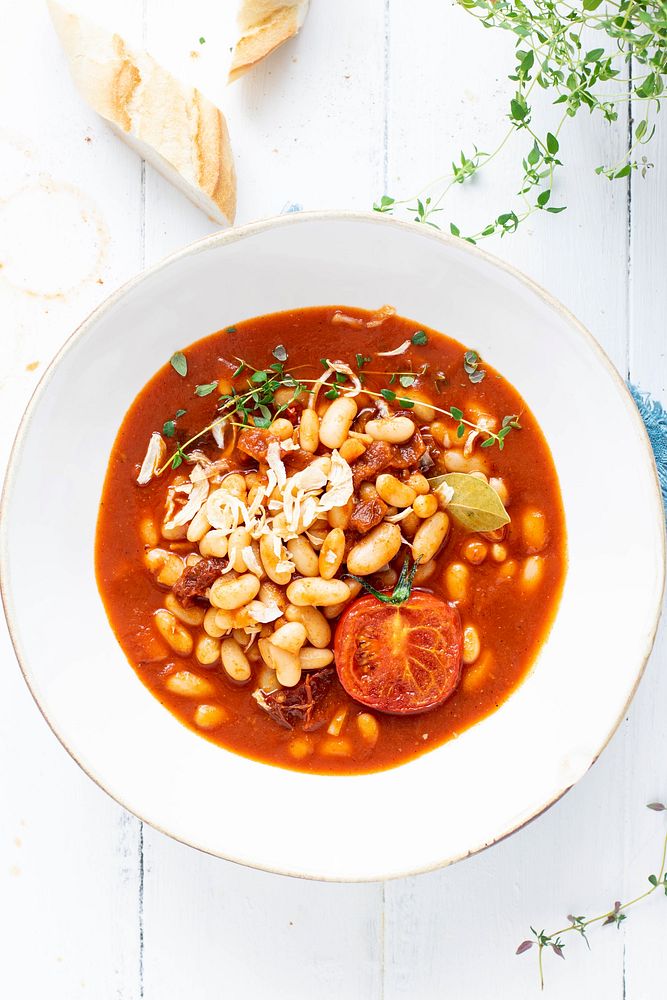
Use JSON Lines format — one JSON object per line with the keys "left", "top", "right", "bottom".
{"left": 1, "top": 209, "right": 664, "bottom": 881}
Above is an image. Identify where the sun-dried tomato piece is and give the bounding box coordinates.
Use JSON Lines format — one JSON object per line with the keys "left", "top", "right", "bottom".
{"left": 349, "top": 496, "right": 388, "bottom": 534}
{"left": 172, "top": 557, "right": 227, "bottom": 606}
{"left": 254, "top": 668, "right": 334, "bottom": 730}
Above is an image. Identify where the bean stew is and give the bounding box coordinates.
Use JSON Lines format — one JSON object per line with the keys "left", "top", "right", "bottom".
{"left": 95, "top": 306, "right": 566, "bottom": 774}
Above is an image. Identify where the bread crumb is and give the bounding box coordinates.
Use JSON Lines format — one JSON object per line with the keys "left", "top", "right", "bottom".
{"left": 26, "top": 361, "right": 40, "bottom": 372}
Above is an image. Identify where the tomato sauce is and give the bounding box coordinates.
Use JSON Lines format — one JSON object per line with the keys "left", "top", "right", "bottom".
{"left": 95, "top": 307, "right": 566, "bottom": 774}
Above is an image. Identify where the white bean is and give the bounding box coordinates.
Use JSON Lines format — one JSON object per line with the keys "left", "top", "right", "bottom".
{"left": 444, "top": 562, "right": 469, "bottom": 602}
{"left": 227, "top": 527, "right": 252, "bottom": 571}
{"left": 153, "top": 610, "right": 193, "bottom": 656}
{"left": 346, "top": 522, "right": 402, "bottom": 576}
{"left": 299, "top": 647, "right": 334, "bottom": 670}
{"left": 258, "top": 638, "right": 301, "bottom": 686}
{"left": 139, "top": 517, "right": 159, "bottom": 547}
{"left": 194, "top": 704, "right": 227, "bottom": 729}
{"left": 318, "top": 528, "right": 345, "bottom": 580}
{"left": 220, "top": 637, "right": 251, "bottom": 682}
{"left": 286, "top": 577, "right": 351, "bottom": 607}
{"left": 376, "top": 474, "right": 417, "bottom": 508}
{"left": 209, "top": 573, "right": 261, "bottom": 610}
{"left": 199, "top": 529, "right": 229, "bottom": 559}
{"left": 165, "top": 669, "right": 213, "bottom": 697}
{"left": 412, "top": 512, "right": 450, "bottom": 564}
{"left": 356, "top": 712, "right": 380, "bottom": 746}
{"left": 286, "top": 536, "right": 320, "bottom": 577}
{"left": 365, "top": 415, "right": 415, "bottom": 443}
{"left": 462, "top": 625, "right": 481, "bottom": 664}
{"left": 271, "top": 621, "right": 307, "bottom": 654}
{"left": 195, "top": 634, "right": 222, "bottom": 665}
{"left": 186, "top": 505, "right": 210, "bottom": 543}
{"left": 299, "top": 408, "right": 320, "bottom": 452}
{"left": 284, "top": 605, "right": 331, "bottom": 648}
{"left": 260, "top": 532, "right": 293, "bottom": 586}
{"left": 164, "top": 592, "right": 205, "bottom": 626}
{"left": 203, "top": 606, "right": 227, "bottom": 638}
{"left": 521, "top": 555, "right": 544, "bottom": 590}
{"left": 145, "top": 548, "right": 183, "bottom": 587}
{"left": 522, "top": 509, "right": 548, "bottom": 553}
{"left": 318, "top": 396, "right": 358, "bottom": 449}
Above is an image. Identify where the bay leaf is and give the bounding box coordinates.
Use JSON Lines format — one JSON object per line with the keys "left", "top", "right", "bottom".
{"left": 428, "top": 472, "right": 510, "bottom": 533}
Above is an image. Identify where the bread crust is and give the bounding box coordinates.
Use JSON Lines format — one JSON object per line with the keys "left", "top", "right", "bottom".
{"left": 48, "top": 1, "right": 236, "bottom": 225}
{"left": 229, "top": 0, "right": 310, "bottom": 82}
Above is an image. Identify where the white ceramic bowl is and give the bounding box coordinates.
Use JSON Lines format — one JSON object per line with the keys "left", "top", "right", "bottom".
{"left": 1, "top": 212, "right": 664, "bottom": 881}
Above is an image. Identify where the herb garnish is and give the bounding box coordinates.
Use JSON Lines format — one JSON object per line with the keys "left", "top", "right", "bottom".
{"left": 195, "top": 381, "right": 219, "bottom": 397}
{"left": 272, "top": 345, "right": 288, "bottom": 362}
{"left": 463, "top": 350, "right": 486, "bottom": 384}
{"left": 356, "top": 354, "right": 372, "bottom": 369}
{"left": 348, "top": 556, "right": 422, "bottom": 606}
{"left": 170, "top": 352, "right": 187, "bottom": 377}
{"left": 162, "top": 407, "right": 187, "bottom": 438}
{"left": 518, "top": 803, "right": 667, "bottom": 988}
{"left": 158, "top": 348, "right": 520, "bottom": 473}
{"left": 374, "top": 0, "right": 664, "bottom": 243}
{"left": 412, "top": 330, "right": 428, "bottom": 346}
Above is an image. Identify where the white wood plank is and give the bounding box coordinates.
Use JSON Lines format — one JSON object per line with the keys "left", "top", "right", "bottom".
{"left": 0, "top": 1, "right": 146, "bottom": 997}
{"left": 138, "top": 4, "right": 387, "bottom": 999}
{"left": 141, "top": 835, "right": 384, "bottom": 1000}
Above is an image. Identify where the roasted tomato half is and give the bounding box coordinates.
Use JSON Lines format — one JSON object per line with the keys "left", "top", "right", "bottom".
{"left": 334, "top": 591, "right": 463, "bottom": 715}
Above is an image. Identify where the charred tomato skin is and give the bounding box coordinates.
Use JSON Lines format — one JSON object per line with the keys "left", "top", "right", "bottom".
{"left": 334, "top": 591, "right": 463, "bottom": 715}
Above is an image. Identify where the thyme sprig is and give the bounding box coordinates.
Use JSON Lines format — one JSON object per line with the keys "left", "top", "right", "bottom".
{"left": 158, "top": 345, "right": 521, "bottom": 473}
{"left": 374, "top": 0, "right": 665, "bottom": 242}
{"left": 518, "top": 803, "right": 667, "bottom": 988}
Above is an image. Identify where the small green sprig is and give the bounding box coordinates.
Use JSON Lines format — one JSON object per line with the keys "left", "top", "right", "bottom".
{"left": 463, "top": 350, "right": 486, "bottom": 384}
{"left": 158, "top": 339, "right": 520, "bottom": 473}
{"left": 517, "top": 803, "right": 667, "bottom": 988}
{"left": 374, "top": 0, "right": 665, "bottom": 242}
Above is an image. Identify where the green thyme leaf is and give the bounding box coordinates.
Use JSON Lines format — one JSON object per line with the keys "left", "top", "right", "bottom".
{"left": 412, "top": 330, "right": 428, "bottom": 346}
{"left": 162, "top": 420, "right": 176, "bottom": 438}
{"left": 381, "top": 388, "right": 396, "bottom": 401}
{"left": 170, "top": 352, "right": 187, "bottom": 377}
{"left": 195, "top": 381, "right": 219, "bottom": 397}
{"left": 175, "top": 409, "right": 187, "bottom": 418}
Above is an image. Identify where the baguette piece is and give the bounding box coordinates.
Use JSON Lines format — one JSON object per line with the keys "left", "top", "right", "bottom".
{"left": 48, "top": 1, "right": 236, "bottom": 226}
{"left": 230, "top": 0, "right": 311, "bottom": 82}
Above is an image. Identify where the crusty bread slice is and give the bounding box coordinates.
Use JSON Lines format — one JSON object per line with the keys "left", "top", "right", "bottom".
{"left": 229, "top": 0, "right": 311, "bottom": 82}
{"left": 48, "top": 1, "right": 236, "bottom": 226}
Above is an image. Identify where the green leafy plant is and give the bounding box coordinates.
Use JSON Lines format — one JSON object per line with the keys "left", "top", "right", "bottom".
{"left": 374, "top": 0, "right": 666, "bottom": 243}
{"left": 517, "top": 803, "right": 667, "bottom": 988}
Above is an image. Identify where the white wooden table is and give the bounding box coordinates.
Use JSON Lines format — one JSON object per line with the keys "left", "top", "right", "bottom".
{"left": 1, "top": 2, "right": 666, "bottom": 997}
